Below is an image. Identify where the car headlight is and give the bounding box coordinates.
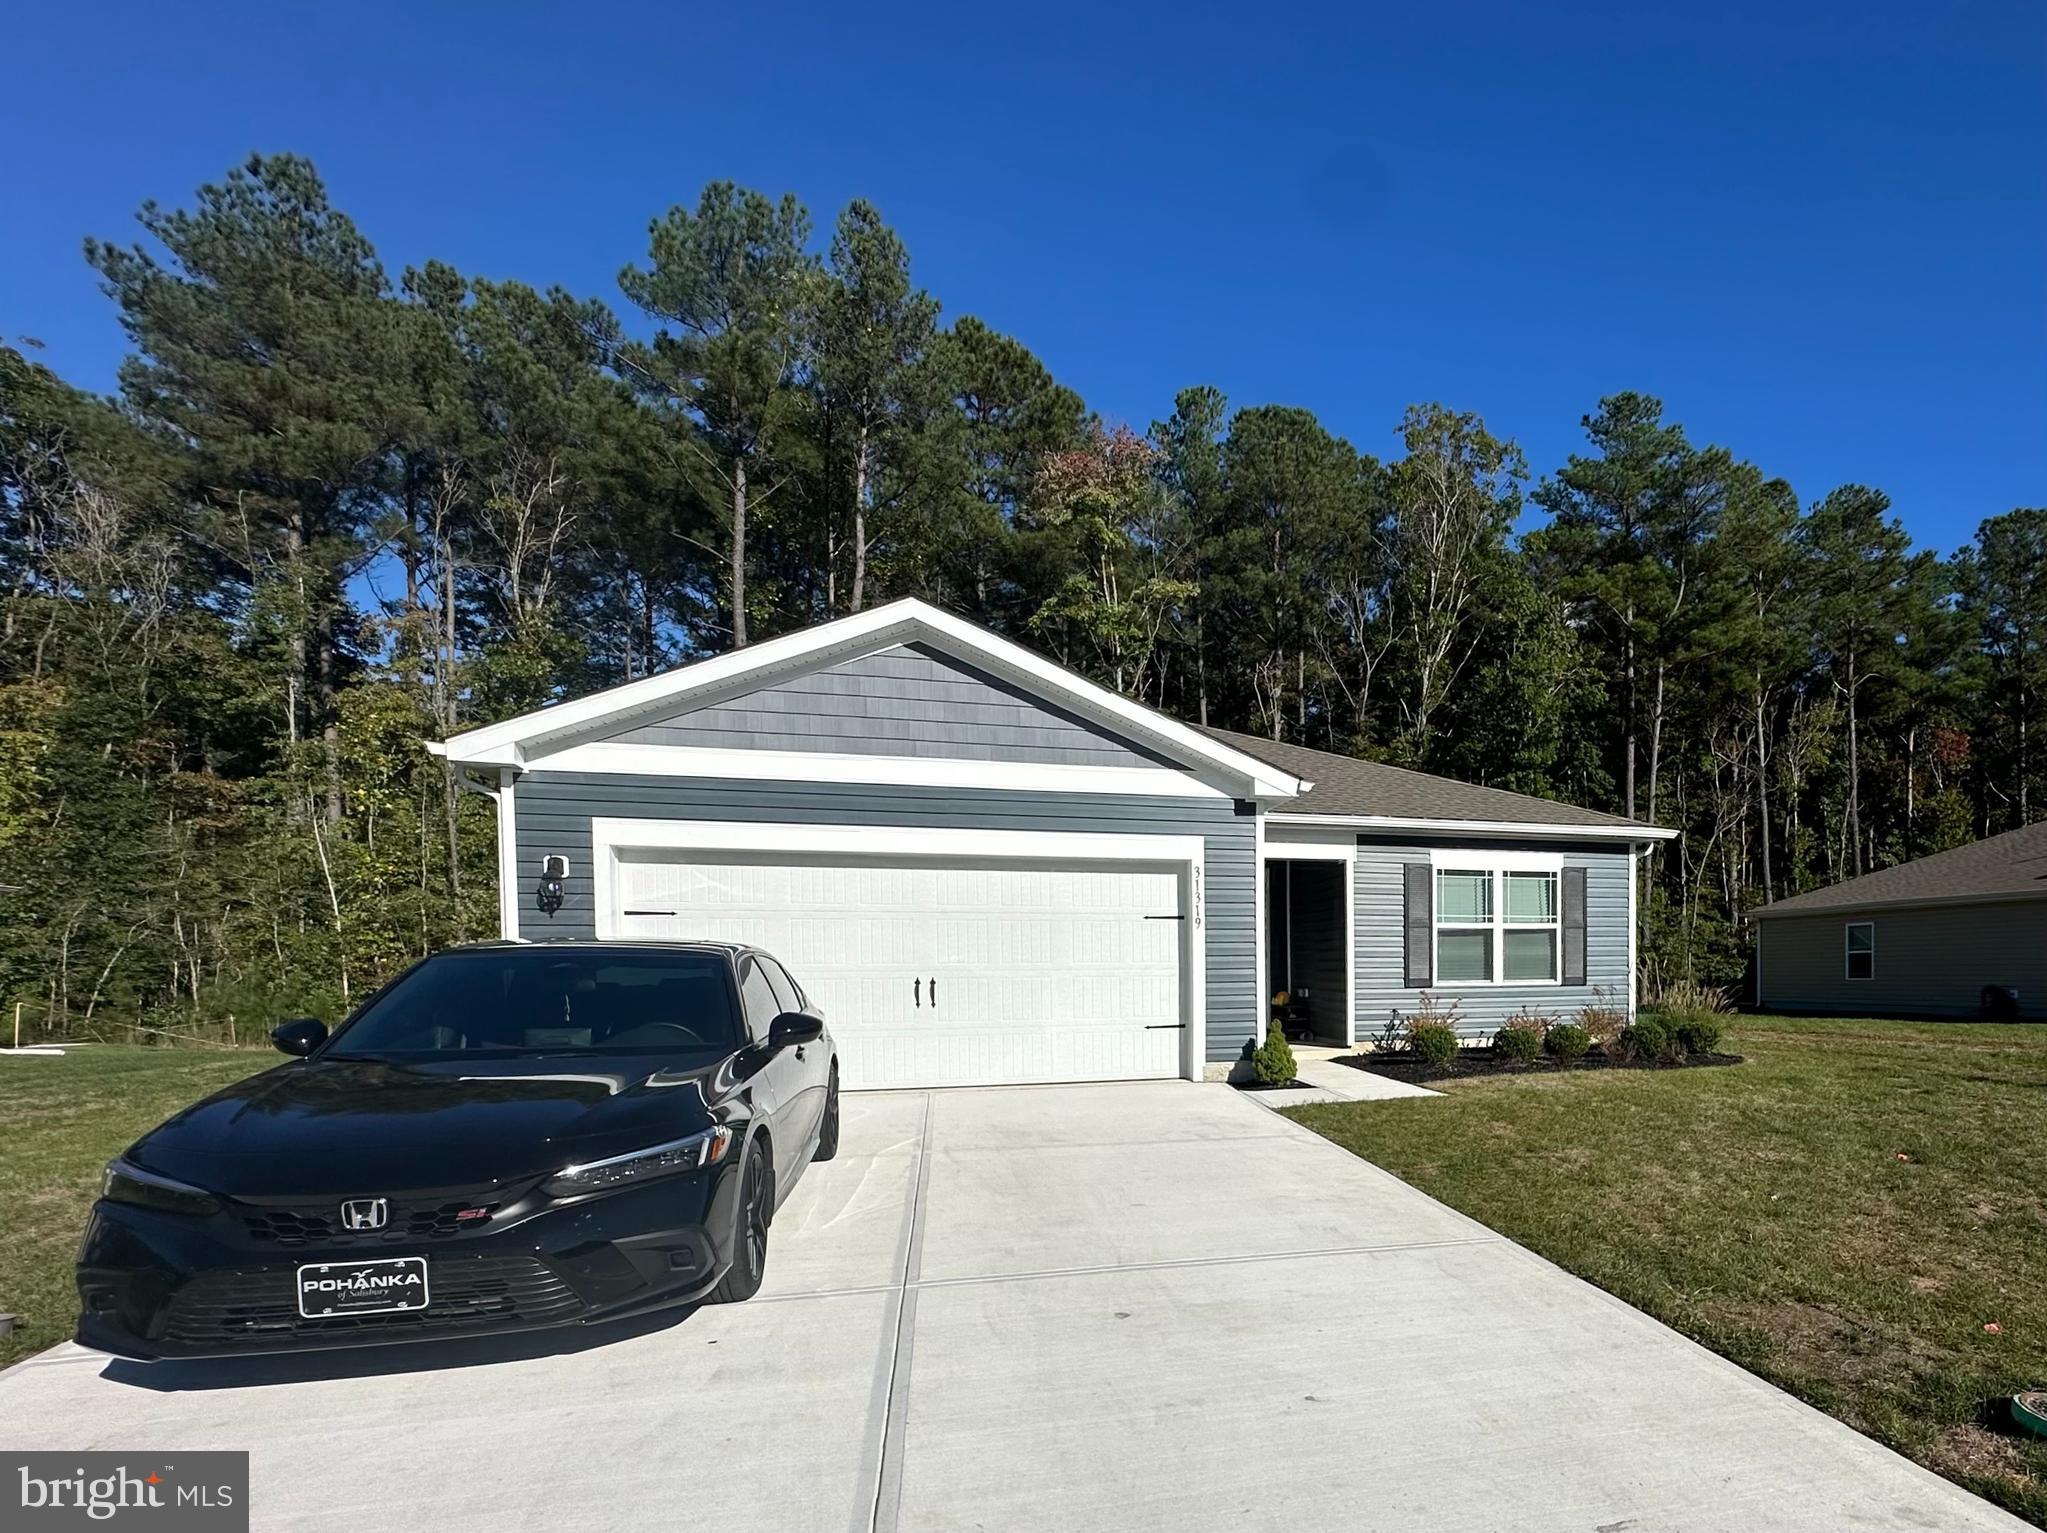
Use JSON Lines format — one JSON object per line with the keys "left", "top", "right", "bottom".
{"left": 543, "top": 1126, "right": 734, "bottom": 1198}
{"left": 100, "top": 1159, "right": 221, "bottom": 1217}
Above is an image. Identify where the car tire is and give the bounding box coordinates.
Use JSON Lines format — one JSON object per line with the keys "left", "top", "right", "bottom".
{"left": 812, "top": 1065, "right": 840, "bottom": 1162}
{"left": 709, "top": 1138, "right": 771, "bottom": 1304}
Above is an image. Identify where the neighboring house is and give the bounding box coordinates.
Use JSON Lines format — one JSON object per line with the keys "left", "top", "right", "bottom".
{"left": 434, "top": 598, "right": 1673, "bottom": 1088}
{"left": 1753, "top": 822, "right": 2047, "bottom": 1019}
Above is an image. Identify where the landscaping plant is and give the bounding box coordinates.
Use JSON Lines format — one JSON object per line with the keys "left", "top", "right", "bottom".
{"left": 1251, "top": 1021, "right": 1299, "bottom": 1086}
{"left": 1672, "top": 1016, "right": 1725, "bottom": 1057}
{"left": 1543, "top": 1022, "right": 1592, "bottom": 1061}
{"left": 1492, "top": 1020, "right": 1544, "bottom": 1063}
{"left": 1613, "top": 1015, "right": 1679, "bottom": 1064}
{"left": 1575, "top": 987, "right": 1629, "bottom": 1050}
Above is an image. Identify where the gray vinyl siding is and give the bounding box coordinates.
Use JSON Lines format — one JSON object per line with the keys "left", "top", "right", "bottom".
{"left": 1758, "top": 901, "right": 2047, "bottom": 1018}
{"left": 1354, "top": 838, "right": 1633, "bottom": 1040}
{"left": 1279, "top": 860, "right": 1348, "bottom": 1041}
{"left": 611, "top": 643, "right": 1173, "bottom": 769}
{"left": 512, "top": 772, "right": 1257, "bottom": 1062}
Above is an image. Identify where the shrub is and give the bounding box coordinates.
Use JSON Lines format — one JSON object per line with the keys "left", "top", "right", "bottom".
{"left": 1576, "top": 986, "right": 1629, "bottom": 1049}
{"left": 1251, "top": 1021, "right": 1298, "bottom": 1086}
{"left": 1409, "top": 1021, "right": 1461, "bottom": 1069}
{"left": 1613, "top": 1015, "right": 1678, "bottom": 1064}
{"left": 1646, "top": 978, "right": 1733, "bottom": 1016}
{"left": 1544, "top": 1022, "right": 1592, "bottom": 1061}
{"left": 1673, "top": 1015, "right": 1725, "bottom": 1057}
{"left": 1492, "top": 1022, "right": 1543, "bottom": 1062}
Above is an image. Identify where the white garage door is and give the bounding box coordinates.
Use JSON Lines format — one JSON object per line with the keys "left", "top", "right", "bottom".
{"left": 611, "top": 851, "right": 1185, "bottom": 1089}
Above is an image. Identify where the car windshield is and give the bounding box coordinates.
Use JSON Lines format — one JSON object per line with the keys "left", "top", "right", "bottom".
{"left": 326, "top": 949, "right": 744, "bottom": 1058}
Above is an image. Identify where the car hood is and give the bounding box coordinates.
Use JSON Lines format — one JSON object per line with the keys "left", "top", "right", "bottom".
{"left": 127, "top": 1054, "right": 736, "bottom": 1195}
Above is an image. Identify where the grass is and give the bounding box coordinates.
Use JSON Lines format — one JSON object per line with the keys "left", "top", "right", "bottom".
{"left": 1287, "top": 1014, "right": 2047, "bottom": 1526}
{"left": 0, "top": 1045, "right": 269, "bottom": 1370}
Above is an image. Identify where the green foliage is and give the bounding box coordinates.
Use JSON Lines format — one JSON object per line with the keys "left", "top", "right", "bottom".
{"left": 1251, "top": 1022, "right": 1298, "bottom": 1086}
{"left": 1613, "top": 1016, "right": 1679, "bottom": 1064}
{"left": 1492, "top": 1022, "right": 1543, "bottom": 1063}
{"left": 1672, "top": 1016, "right": 1726, "bottom": 1057}
{"left": 1409, "top": 1021, "right": 1462, "bottom": 1069}
{"left": 1544, "top": 1022, "right": 1592, "bottom": 1061}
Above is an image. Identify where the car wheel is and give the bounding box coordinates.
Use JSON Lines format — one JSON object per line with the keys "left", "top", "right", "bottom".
{"left": 710, "top": 1138, "right": 771, "bottom": 1304}
{"left": 812, "top": 1065, "right": 840, "bottom": 1162}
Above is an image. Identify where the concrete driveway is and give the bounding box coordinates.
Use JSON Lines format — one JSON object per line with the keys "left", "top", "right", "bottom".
{"left": 0, "top": 1082, "right": 2026, "bottom": 1532}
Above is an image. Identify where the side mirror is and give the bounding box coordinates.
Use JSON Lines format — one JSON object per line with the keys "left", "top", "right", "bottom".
{"left": 768, "top": 1012, "right": 823, "bottom": 1050}
{"left": 271, "top": 1017, "right": 328, "bottom": 1057}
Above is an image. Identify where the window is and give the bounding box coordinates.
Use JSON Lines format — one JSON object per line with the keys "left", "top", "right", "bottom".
{"left": 738, "top": 960, "right": 784, "bottom": 1042}
{"left": 757, "top": 955, "right": 805, "bottom": 1017}
{"left": 1845, "top": 921, "right": 1875, "bottom": 981}
{"left": 327, "top": 949, "right": 743, "bottom": 1057}
{"left": 1434, "top": 864, "right": 1561, "bottom": 985}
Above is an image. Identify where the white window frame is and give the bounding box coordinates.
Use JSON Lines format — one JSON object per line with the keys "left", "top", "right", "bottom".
{"left": 1427, "top": 849, "right": 1565, "bottom": 988}
{"left": 1844, "top": 920, "right": 1875, "bottom": 981}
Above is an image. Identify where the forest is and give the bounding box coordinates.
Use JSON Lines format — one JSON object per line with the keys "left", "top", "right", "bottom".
{"left": 3, "top": 152, "right": 2041, "bottom": 1043}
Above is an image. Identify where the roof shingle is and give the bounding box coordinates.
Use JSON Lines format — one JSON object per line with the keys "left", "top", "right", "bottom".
{"left": 1197, "top": 726, "right": 1657, "bottom": 832}
{"left": 1753, "top": 821, "right": 2047, "bottom": 917}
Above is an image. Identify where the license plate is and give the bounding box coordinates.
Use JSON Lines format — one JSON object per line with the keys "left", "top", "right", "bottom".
{"left": 296, "top": 1257, "right": 430, "bottom": 1318}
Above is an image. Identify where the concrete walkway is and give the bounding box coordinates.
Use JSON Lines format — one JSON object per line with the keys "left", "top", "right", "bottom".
{"left": 1252, "top": 1044, "right": 1441, "bottom": 1107}
{"left": 0, "top": 1081, "right": 2024, "bottom": 1532}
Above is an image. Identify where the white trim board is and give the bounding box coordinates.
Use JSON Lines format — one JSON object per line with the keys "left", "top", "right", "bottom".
{"left": 586, "top": 817, "right": 1208, "bottom": 1082}
{"left": 529, "top": 740, "right": 1227, "bottom": 799}
{"left": 436, "top": 598, "right": 1303, "bottom": 800}
{"left": 1279, "top": 812, "right": 1676, "bottom": 842}
{"left": 1261, "top": 827, "right": 1358, "bottom": 1045}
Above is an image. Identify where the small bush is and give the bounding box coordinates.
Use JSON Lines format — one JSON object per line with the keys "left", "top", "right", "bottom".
{"left": 1544, "top": 1022, "right": 1592, "bottom": 1061}
{"left": 1492, "top": 1022, "right": 1543, "bottom": 1062}
{"left": 1409, "top": 1021, "right": 1461, "bottom": 1068}
{"left": 1251, "top": 1022, "right": 1298, "bottom": 1085}
{"left": 1576, "top": 986, "right": 1629, "bottom": 1049}
{"left": 1673, "top": 1015, "right": 1725, "bottom": 1057}
{"left": 1613, "top": 1015, "right": 1678, "bottom": 1064}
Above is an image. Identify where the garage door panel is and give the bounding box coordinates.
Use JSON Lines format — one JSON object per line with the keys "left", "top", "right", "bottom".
{"left": 612, "top": 851, "right": 1184, "bottom": 1089}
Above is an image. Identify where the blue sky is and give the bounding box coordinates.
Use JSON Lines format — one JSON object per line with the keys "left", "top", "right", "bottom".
{"left": 5, "top": 0, "right": 2041, "bottom": 556}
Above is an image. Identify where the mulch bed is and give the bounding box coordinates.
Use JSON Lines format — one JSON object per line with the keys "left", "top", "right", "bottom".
{"left": 1233, "top": 1078, "right": 1312, "bottom": 1091}
{"left": 1336, "top": 1049, "right": 1744, "bottom": 1085}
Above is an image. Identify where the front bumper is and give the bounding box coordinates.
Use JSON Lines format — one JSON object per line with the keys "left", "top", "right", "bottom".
{"left": 75, "top": 1162, "right": 744, "bottom": 1360}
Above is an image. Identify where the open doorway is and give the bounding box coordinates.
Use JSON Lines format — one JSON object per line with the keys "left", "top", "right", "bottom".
{"left": 1265, "top": 859, "right": 1351, "bottom": 1046}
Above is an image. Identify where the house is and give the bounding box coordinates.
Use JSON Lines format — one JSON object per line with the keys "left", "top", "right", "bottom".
{"left": 433, "top": 598, "right": 1673, "bottom": 1088}
{"left": 1753, "top": 822, "right": 2047, "bottom": 1019}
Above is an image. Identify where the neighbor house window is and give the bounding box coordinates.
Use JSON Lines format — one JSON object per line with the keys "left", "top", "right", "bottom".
{"left": 1434, "top": 865, "right": 1561, "bottom": 985}
{"left": 1845, "top": 921, "right": 1875, "bottom": 980}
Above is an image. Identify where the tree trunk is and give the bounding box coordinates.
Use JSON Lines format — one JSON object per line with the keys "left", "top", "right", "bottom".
{"left": 1846, "top": 650, "right": 1863, "bottom": 877}
{"left": 1623, "top": 609, "right": 1638, "bottom": 820}
{"left": 730, "top": 458, "right": 749, "bottom": 648}
{"left": 1754, "top": 675, "right": 1773, "bottom": 904}
{"left": 851, "top": 422, "right": 870, "bottom": 613}
{"left": 1647, "top": 661, "right": 1667, "bottom": 824}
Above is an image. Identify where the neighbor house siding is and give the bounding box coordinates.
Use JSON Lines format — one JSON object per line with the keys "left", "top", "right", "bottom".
{"left": 1758, "top": 901, "right": 2047, "bottom": 1018}
{"left": 609, "top": 643, "right": 1173, "bottom": 768}
{"left": 512, "top": 772, "right": 1258, "bottom": 1063}
{"left": 1353, "top": 837, "right": 1632, "bottom": 1039}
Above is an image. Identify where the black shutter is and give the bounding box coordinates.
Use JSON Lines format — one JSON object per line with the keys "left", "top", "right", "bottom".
{"left": 1403, "top": 864, "right": 1432, "bottom": 987}
{"left": 1561, "top": 866, "right": 1588, "bottom": 986}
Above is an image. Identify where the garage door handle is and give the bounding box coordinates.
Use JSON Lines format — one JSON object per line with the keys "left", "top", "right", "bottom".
{"left": 913, "top": 977, "right": 921, "bottom": 1008}
{"left": 929, "top": 976, "right": 937, "bottom": 1008}
{"left": 1144, "top": 1023, "right": 1188, "bottom": 1031}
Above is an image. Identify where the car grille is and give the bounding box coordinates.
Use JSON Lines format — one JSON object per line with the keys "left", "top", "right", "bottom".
{"left": 239, "top": 1197, "right": 501, "bottom": 1248}
{"left": 160, "top": 1255, "right": 582, "bottom": 1350}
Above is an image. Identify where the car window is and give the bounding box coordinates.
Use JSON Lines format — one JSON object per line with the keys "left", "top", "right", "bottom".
{"left": 738, "top": 959, "right": 783, "bottom": 1044}
{"left": 757, "top": 956, "right": 804, "bottom": 1016}
{"left": 328, "top": 949, "right": 743, "bottom": 1057}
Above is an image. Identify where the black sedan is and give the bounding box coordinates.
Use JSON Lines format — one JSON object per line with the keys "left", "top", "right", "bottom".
{"left": 75, "top": 941, "right": 840, "bottom": 1359}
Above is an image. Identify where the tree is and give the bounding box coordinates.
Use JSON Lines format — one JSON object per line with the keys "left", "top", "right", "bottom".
{"left": 619, "top": 184, "right": 818, "bottom": 647}
{"left": 85, "top": 153, "right": 407, "bottom": 821}
{"left": 1956, "top": 508, "right": 2047, "bottom": 828}
{"left": 812, "top": 201, "right": 938, "bottom": 614}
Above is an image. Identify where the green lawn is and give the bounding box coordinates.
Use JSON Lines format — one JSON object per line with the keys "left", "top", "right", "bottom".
{"left": 0, "top": 1045, "right": 269, "bottom": 1370}
{"left": 1288, "top": 1015, "right": 2047, "bottom": 1526}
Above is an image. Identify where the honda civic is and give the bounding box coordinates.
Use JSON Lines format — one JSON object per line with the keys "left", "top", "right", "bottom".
{"left": 74, "top": 941, "right": 840, "bottom": 1358}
